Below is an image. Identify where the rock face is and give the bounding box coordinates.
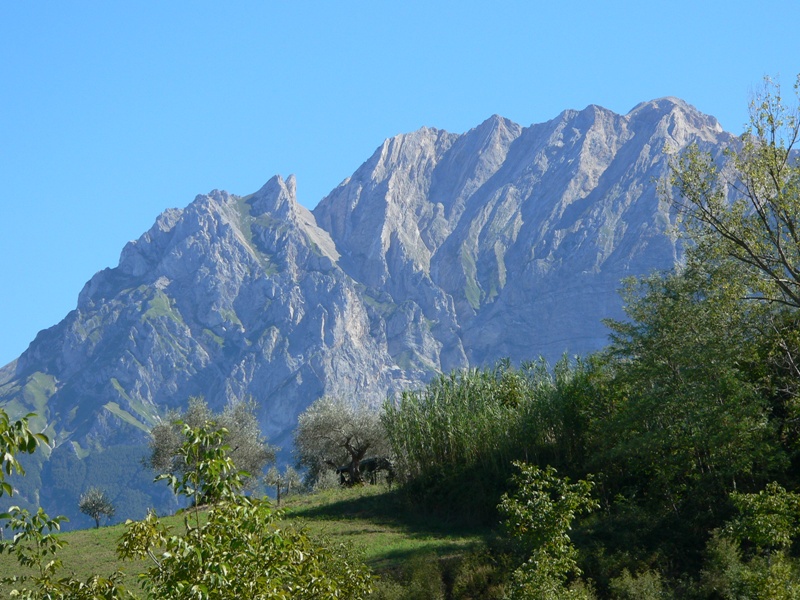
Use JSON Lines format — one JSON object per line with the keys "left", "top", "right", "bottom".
{"left": 0, "top": 98, "right": 732, "bottom": 527}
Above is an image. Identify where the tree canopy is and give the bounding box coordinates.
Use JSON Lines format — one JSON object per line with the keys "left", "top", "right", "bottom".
{"left": 145, "top": 397, "right": 276, "bottom": 498}
{"left": 672, "top": 75, "right": 800, "bottom": 309}
{"left": 294, "top": 396, "right": 389, "bottom": 486}
{"left": 78, "top": 487, "right": 115, "bottom": 529}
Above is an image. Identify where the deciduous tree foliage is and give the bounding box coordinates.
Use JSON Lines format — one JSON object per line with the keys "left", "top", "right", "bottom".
{"left": 574, "top": 75, "right": 800, "bottom": 584}
{"left": 1, "top": 409, "right": 374, "bottom": 599}
{"left": 498, "top": 462, "right": 597, "bottom": 599}
{"left": 702, "top": 484, "right": 800, "bottom": 599}
{"left": 672, "top": 75, "right": 800, "bottom": 309}
{"left": 599, "top": 264, "right": 784, "bottom": 520}
{"left": 0, "top": 410, "right": 129, "bottom": 598}
{"left": 0, "top": 410, "right": 48, "bottom": 498}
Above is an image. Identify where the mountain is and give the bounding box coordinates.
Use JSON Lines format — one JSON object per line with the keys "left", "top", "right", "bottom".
{"left": 0, "top": 98, "right": 733, "bottom": 527}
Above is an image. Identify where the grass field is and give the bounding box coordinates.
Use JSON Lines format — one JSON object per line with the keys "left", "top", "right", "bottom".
{"left": 0, "top": 484, "right": 496, "bottom": 596}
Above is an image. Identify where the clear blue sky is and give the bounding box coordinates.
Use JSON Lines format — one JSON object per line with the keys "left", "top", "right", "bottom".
{"left": 1, "top": 1, "right": 798, "bottom": 367}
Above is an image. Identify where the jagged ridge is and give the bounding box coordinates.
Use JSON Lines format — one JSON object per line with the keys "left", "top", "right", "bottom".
{"left": 0, "top": 98, "right": 733, "bottom": 527}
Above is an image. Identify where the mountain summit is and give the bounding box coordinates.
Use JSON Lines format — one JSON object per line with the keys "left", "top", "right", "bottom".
{"left": 0, "top": 99, "right": 733, "bottom": 525}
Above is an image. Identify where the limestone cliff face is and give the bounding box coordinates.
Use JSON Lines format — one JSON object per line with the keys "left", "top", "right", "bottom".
{"left": 0, "top": 98, "right": 732, "bottom": 526}
{"left": 315, "top": 98, "right": 729, "bottom": 363}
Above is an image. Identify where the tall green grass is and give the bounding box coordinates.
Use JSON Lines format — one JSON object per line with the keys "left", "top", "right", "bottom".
{"left": 382, "top": 358, "right": 593, "bottom": 522}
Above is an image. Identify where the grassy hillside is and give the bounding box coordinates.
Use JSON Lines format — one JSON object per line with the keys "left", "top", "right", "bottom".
{"left": 0, "top": 484, "right": 494, "bottom": 597}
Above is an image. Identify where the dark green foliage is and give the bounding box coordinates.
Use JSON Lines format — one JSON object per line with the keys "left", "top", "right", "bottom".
{"left": 727, "top": 482, "right": 800, "bottom": 555}
{"left": 373, "top": 555, "right": 445, "bottom": 600}
{"left": 46, "top": 446, "right": 87, "bottom": 498}
{"left": 589, "top": 265, "right": 788, "bottom": 568}
{"left": 699, "top": 484, "right": 800, "bottom": 599}
{"left": 608, "top": 568, "right": 672, "bottom": 600}
{"left": 498, "top": 462, "right": 597, "bottom": 599}
{"left": 450, "top": 551, "right": 507, "bottom": 600}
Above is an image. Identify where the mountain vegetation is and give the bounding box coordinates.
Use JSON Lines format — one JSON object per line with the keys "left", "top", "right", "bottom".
{"left": 295, "top": 395, "right": 390, "bottom": 487}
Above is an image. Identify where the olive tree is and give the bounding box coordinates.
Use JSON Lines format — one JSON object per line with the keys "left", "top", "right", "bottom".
{"left": 265, "top": 465, "right": 302, "bottom": 506}
{"left": 145, "top": 396, "right": 277, "bottom": 497}
{"left": 78, "top": 487, "right": 115, "bottom": 528}
{"left": 294, "top": 396, "right": 389, "bottom": 486}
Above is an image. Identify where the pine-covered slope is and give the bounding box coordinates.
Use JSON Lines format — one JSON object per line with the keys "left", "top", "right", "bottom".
{"left": 0, "top": 99, "right": 732, "bottom": 526}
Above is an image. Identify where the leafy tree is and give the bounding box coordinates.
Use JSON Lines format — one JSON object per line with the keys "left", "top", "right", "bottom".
{"left": 1, "top": 407, "right": 373, "bottom": 599}
{"left": 295, "top": 396, "right": 388, "bottom": 486}
{"left": 157, "top": 422, "right": 244, "bottom": 512}
{"left": 1, "top": 505, "right": 130, "bottom": 598}
{"left": 701, "top": 483, "right": 800, "bottom": 599}
{"left": 498, "top": 462, "right": 597, "bottom": 599}
{"left": 120, "top": 421, "right": 374, "bottom": 599}
{"left": 0, "top": 410, "right": 130, "bottom": 598}
{"left": 671, "top": 75, "right": 800, "bottom": 309}
{"left": 1, "top": 506, "right": 69, "bottom": 595}
{"left": 146, "top": 396, "right": 276, "bottom": 498}
{"left": 595, "top": 259, "right": 787, "bottom": 556}
{"left": 727, "top": 481, "right": 800, "bottom": 556}
{"left": 78, "top": 486, "right": 116, "bottom": 529}
{"left": 579, "top": 77, "right": 800, "bottom": 576}
{"left": 608, "top": 568, "right": 672, "bottom": 600}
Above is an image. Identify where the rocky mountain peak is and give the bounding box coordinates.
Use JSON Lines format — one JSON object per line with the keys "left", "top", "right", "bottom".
{"left": 0, "top": 98, "right": 737, "bottom": 529}
{"left": 249, "top": 174, "right": 298, "bottom": 219}
{"left": 627, "top": 97, "right": 726, "bottom": 143}
{"left": 247, "top": 174, "right": 340, "bottom": 267}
